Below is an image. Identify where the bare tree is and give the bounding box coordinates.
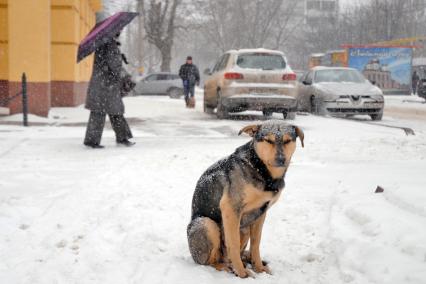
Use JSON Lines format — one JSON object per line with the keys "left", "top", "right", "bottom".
{"left": 142, "top": 0, "right": 182, "bottom": 71}
{"left": 191, "top": 0, "right": 302, "bottom": 52}
{"left": 335, "top": 0, "right": 426, "bottom": 45}
{"left": 120, "top": 0, "right": 426, "bottom": 73}
{"left": 296, "top": 0, "right": 426, "bottom": 67}
{"left": 135, "top": 0, "right": 144, "bottom": 66}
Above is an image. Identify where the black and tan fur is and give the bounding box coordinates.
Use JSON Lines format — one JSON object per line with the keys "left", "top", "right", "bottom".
{"left": 187, "top": 120, "right": 304, "bottom": 278}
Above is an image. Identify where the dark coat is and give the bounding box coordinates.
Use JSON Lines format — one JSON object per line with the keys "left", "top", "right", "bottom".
{"left": 412, "top": 72, "right": 420, "bottom": 84}
{"left": 85, "top": 39, "right": 124, "bottom": 115}
{"left": 179, "top": 63, "right": 200, "bottom": 86}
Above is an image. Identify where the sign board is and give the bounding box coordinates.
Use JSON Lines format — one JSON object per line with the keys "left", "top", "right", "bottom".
{"left": 323, "top": 50, "right": 348, "bottom": 67}
{"left": 348, "top": 46, "right": 413, "bottom": 95}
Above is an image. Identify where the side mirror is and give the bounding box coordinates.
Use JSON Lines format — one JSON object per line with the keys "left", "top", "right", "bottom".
{"left": 204, "top": 68, "right": 212, "bottom": 75}
{"left": 370, "top": 80, "right": 376, "bottom": 85}
{"left": 303, "top": 80, "right": 311, "bottom": 85}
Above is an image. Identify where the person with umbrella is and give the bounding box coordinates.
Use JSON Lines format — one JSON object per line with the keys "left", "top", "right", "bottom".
{"left": 78, "top": 12, "right": 138, "bottom": 148}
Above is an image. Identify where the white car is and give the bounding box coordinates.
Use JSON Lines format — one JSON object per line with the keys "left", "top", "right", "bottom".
{"left": 297, "top": 67, "right": 385, "bottom": 120}
{"left": 133, "top": 72, "right": 184, "bottom": 98}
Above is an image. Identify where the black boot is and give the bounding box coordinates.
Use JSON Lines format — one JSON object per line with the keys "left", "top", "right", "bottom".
{"left": 117, "top": 139, "right": 135, "bottom": 147}
{"left": 84, "top": 142, "right": 105, "bottom": 149}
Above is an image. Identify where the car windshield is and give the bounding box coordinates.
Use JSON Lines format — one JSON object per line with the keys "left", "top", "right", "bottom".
{"left": 236, "top": 53, "right": 286, "bottom": 70}
{"left": 314, "top": 69, "right": 366, "bottom": 83}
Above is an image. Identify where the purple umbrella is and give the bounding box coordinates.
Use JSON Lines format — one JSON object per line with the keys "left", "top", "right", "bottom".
{"left": 77, "top": 12, "right": 139, "bottom": 63}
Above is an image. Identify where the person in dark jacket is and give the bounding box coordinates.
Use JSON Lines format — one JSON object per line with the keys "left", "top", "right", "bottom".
{"left": 412, "top": 71, "right": 420, "bottom": 95}
{"left": 84, "top": 35, "right": 135, "bottom": 148}
{"left": 179, "top": 56, "right": 200, "bottom": 107}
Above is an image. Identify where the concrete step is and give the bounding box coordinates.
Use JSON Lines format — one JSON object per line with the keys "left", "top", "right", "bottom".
{"left": 0, "top": 107, "right": 10, "bottom": 116}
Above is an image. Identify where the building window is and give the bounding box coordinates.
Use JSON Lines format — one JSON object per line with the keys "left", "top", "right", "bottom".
{"left": 307, "top": 1, "right": 321, "bottom": 10}
{"left": 322, "top": 1, "right": 336, "bottom": 11}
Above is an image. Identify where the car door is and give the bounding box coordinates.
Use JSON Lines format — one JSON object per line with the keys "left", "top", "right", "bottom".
{"left": 204, "top": 54, "right": 226, "bottom": 105}
{"left": 206, "top": 54, "right": 231, "bottom": 105}
{"left": 214, "top": 53, "right": 231, "bottom": 104}
{"left": 169, "top": 74, "right": 182, "bottom": 89}
{"left": 156, "top": 74, "right": 169, "bottom": 94}
{"left": 138, "top": 74, "right": 158, "bottom": 94}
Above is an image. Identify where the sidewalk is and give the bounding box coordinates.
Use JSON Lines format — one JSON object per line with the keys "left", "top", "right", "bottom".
{"left": 1, "top": 93, "right": 425, "bottom": 127}
{"left": 384, "top": 95, "right": 426, "bottom": 121}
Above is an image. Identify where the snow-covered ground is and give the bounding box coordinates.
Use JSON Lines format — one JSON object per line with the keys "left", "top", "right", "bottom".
{"left": 1, "top": 93, "right": 425, "bottom": 284}
{"left": 383, "top": 95, "right": 426, "bottom": 124}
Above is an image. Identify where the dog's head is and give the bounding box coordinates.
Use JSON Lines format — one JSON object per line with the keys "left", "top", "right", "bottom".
{"left": 239, "top": 120, "right": 304, "bottom": 176}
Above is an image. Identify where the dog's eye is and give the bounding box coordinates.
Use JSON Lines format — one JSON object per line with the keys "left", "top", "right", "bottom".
{"left": 264, "top": 139, "right": 274, "bottom": 145}
{"left": 283, "top": 140, "right": 292, "bottom": 145}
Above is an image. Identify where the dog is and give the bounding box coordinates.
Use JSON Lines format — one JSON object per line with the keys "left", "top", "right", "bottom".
{"left": 186, "top": 97, "right": 196, "bottom": 108}
{"left": 187, "top": 120, "right": 304, "bottom": 278}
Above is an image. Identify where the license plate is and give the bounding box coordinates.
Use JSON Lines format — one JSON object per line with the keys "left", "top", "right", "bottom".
{"left": 249, "top": 88, "right": 277, "bottom": 94}
{"left": 364, "top": 103, "right": 381, "bottom": 107}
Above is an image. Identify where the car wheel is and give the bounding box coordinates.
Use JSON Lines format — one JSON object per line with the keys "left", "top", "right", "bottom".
{"left": 262, "top": 110, "right": 273, "bottom": 118}
{"left": 168, "top": 88, "right": 183, "bottom": 99}
{"left": 203, "top": 91, "right": 214, "bottom": 114}
{"left": 370, "top": 112, "right": 383, "bottom": 121}
{"left": 283, "top": 111, "right": 296, "bottom": 120}
{"left": 216, "top": 90, "right": 228, "bottom": 119}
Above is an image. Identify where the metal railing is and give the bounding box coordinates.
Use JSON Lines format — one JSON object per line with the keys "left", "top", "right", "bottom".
{"left": 0, "top": 73, "right": 29, "bottom": 126}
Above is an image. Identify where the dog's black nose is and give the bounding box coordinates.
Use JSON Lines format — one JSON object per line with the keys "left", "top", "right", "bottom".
{"left": 275, "top": 156, "right": 286, "bottom": 167}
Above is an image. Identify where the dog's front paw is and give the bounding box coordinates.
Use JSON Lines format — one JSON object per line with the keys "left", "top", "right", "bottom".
{"left": 253, "top": 264, "right": 272, "bottom": 275}
{"left": 234, "top": 267, "right": 255, "bottom": 278}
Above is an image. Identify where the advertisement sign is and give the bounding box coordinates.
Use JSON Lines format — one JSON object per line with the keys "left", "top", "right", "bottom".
{"left": 348, "top": 46, "right": 413, "bottom": 95}
{"left": 323, "top": 50, "right": 348, "bottom": 67}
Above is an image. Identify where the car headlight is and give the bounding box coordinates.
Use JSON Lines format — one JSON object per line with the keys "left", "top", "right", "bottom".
{"left": 370, "top": 94, "right": 384, "bottom": 102}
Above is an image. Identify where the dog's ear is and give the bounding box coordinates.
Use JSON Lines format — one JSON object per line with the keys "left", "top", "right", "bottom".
{"left": 293, "top": 126, "right": 304, "bottom": 147}
{"left": 238, "top": 124, "right": 260, "bottom": 137}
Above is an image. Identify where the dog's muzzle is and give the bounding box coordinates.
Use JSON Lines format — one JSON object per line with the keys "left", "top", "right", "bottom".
{"left": 274, "top": 155, "right": 286, "bottom": 167}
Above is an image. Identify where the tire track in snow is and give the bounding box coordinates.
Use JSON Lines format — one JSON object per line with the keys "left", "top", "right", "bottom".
{"left": 321, "top": 184, "right": 358, "bottom": 283}
{"left": 382, "top": 190, "right": 426, "bottom": 218}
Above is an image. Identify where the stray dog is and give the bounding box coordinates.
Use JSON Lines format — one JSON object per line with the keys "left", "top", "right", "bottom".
{"left": 186, "top": 97, "right": 196, "bottom": 108}
{"left": 187, "top": 120, "right": 304, "bottom": 278}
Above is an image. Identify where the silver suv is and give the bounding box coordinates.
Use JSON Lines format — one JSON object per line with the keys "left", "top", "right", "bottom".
{"left": 203, "top": 49, "right": 298, "bottom": 119}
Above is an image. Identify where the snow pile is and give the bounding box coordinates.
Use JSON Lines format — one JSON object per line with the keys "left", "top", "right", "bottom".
{"left": 0, "top": 95, "right": 425, "bottom": 283}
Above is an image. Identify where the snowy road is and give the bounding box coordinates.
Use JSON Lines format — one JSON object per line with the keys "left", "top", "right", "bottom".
{"left": 1, "top": 95, "right": 425, "bottom": 284}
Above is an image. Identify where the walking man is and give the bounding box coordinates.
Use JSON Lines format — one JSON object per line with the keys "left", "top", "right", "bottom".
{"left": 412, "top": 70, "right": 420, "bottom": 95}
{"left": 84, "top": 35, "right": 135, "bottom": 148}
{"left": 179, "top": 56, "right": 200, "bottom": 108}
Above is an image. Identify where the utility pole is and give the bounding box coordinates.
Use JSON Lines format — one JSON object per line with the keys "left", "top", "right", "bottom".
{"left": 125, "top": 3, "right": 133, "bottom": 62}
{"left": 136, "top": 0, "right": 144, "bottom": 70}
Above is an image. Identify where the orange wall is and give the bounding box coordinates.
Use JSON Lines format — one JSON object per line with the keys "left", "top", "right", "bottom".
{"left": 51, "top": 0, "right": 101, "bottom": 83}
{"left": 0, "top": 0, "right": 101, "bottom": 83}
{"left": 0, "top": 0, "right": 8, "bottom": 80}
{"left": 8, "top": 0, "right": 51, "bottom": 82}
